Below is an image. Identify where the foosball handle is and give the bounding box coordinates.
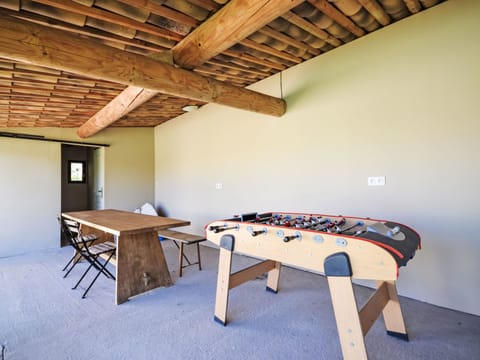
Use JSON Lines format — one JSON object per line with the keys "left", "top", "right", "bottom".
{"left": 251, "top": 228, "right": 267, "bottom": 236}
{"left": 283, "top": 232, "right": 301, "bottom": 242}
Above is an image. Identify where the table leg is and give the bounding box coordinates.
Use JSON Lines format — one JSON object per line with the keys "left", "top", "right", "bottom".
{"left": 179, "top": 242, "right": 184, "bottom": 277}
{"left": 266, "top": 261, "right": 281, "bottom": 293}
{"left": 328, "top": 276, "right": 368, "bottom": 360}
{"left": 214, "top": 247, "right": 233, "bottom": 325}
{"left": 377, "top": 280, "right": 408, "bottom": 340}
{"left": 116, "top": 230, "right": 173, "bottom": 304}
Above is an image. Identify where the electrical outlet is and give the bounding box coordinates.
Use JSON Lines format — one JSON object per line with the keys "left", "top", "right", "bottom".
{"left": 215, "top": 182, "right": 223, "bottom": 190}
{"left": 367, "top": 176, "right": 386, "bottom": 186}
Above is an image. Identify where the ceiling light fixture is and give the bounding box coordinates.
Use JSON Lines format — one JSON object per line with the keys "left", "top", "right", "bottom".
{"left": 182, "top": 105, "right": 199, "bottom": 112}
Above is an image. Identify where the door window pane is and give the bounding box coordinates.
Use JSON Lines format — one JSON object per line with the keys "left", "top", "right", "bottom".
{"left": 68, "top": 161, "right": 86, "bottom": 183}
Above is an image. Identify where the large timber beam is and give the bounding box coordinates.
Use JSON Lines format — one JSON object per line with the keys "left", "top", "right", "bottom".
{"left": 172, "top": 0, "right": 304, "bottom": 69}
{"left": 0, "top": 14, "right": 286, "bottom": 137}
{"left": 77, "top": 51, "right": 174, "bottom": 139}
{"left": 80, "top": 0, "right": 301, "bottom": 138}
{"left": 77, "top": 87, "right": 159, "bottom": 139}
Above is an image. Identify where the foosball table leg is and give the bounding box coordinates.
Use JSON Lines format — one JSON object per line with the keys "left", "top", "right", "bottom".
{"left": 328, "top": 276, "right": 368, "bottom": 360}
{"left": 377, "top": 280, "right": 409, "bottom": 340}
{"left": 266, "top": 261, "right": 281, "bottom": 293}
{"left": 214, "top": 244, "right": 234, "bottom": 326}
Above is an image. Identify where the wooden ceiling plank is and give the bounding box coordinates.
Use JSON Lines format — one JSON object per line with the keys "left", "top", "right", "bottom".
{"left": 9, "top": 70, "right": 61, "bottom": 82}
{"left": 357, "top": 0, "right": 391, "bottom": 26}
{"left": 8, "top": 95, "right": 95, "bottom": 105}
{"left": 11, "top": 79, "right": 57, "bottom": 88}
{"left": 187, "top": 0, "right": 220, "bottom": 12}
{"left": 5, "top": 83, "right": 106, "bottom": 98}
{"left": 207, "top": 59, "right": 272, "bottom": 77}
{"left": 240, "top": 39, "right": 302, "bottom": 64}
{"left": 194, "top": 68, "right": 256, "bottom": 83}
{"left": 0, "top": 70, "right": 13, "bottom": 79}
{"left": 9, "top": 9, "right": 168, "bottom": 53}
{"left": 282, "top": 11, "right": 342, "bottom": 47}
{"left": 118, "top": 0, "right": 200, "bottom": 28}
{"left": 32, "top": 0, "right": 182, "bottom": 41}
{"left": 5, "top": 91, "right": 120, "bottom": 107}
{"left": 13, "top": 62, "right": 61, "bottom": 75}
{"left": 11, "top": 75, "right": 57, "bottom": 85}
{"left": 402, "top": 0, "right": 422, "bottom": 14}
{"left": 0, "top": 62, "right": 14, "bottom": 71}
{"left": 224, "top": 49, "right": 286, "bottom": 71}
{"left": 7, "top": 96, "right": 66, "bottom": 104}
{"left": 20, "top": 0, "right": 87, "bottom": 27}
{"left": 307, "top": 0, "right": 366, "bottom": 37}
{"left": 259, "top": 26, "right": 321, "bottom": 56}
{"left": 163, "top": 0, "right": 209, "bottom": 22}
{"left": 172, "top": 0, "right": 304, "bottom": 69}
{"left": 1, "top": 84, "right": 51, "bottom": 95}
{"left": 146, "top": 13, "right": 192, "bottom": 36}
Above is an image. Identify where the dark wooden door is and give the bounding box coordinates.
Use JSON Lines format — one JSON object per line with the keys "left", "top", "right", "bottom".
{"left": 60, "top": 144, "right": 94, "bottom": 246}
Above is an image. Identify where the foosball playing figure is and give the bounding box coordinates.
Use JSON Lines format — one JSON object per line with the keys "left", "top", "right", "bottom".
{"left": 206, "top": 212, "right": 421, "bottom": 360}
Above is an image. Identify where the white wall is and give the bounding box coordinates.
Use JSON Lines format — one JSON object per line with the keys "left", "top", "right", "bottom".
{"left": 95, "top": 128, "right": 155, "bottom": 210}
{"left": 155, "top": 0, "right": 480, "bottom": 315}
{"left": 0, "top": 137, "right": 60, "bottom": 257}
{"left": 0, "top": 127, "right": 154, "bottom": 257}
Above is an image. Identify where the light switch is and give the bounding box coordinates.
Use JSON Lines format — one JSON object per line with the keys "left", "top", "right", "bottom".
{"left": 367, "top": 176, "right": 386, "bottom": 186}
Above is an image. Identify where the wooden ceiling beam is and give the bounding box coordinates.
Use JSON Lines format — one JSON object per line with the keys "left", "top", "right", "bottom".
{"left": 76, "top": 50, "right": 173, "bottom": 138}
{"left": 308, "top": 0, "right": 366, "bottom": 38}
{"left": 0, "top": 15, "right": 286, "bottom": 138}
{"left": 172, "top": 0, "right": 304, "bottom": 69}
{"left": 80, "top": 0, "right": 300, "bottom": 137}
{"left": 77, "top": 87, "right": 158, "bottom": 138}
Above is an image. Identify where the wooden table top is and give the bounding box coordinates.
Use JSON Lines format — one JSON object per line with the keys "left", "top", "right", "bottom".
{"left": 62, "top": 209, "right": 190, "bottom": 236}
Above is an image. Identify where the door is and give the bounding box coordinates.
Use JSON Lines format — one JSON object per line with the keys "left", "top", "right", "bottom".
{"left": 61, "top": 145, "right": 91, "bottom": 213}
{"left": 61, "top": 145, "right": 93, "bottom": 246}
{"left": 93, "top": 147, "right": 105, "bottom": 210}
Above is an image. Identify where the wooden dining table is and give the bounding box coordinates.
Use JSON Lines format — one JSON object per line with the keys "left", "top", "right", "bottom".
{"left": 62, "top": 209, "right": 190, "bottom": 304}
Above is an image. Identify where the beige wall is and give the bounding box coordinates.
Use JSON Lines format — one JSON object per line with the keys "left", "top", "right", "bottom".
{"left": 155, "top": 0, "right": 480, "bottom": 315}
{"left": 0, "top": 136, "right": 60, "bottom": 257}
{"left": 0, "top": 127, "right": 154, "bottom": 257}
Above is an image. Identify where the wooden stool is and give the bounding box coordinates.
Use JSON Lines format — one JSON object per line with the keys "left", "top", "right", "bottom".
{"left": 158, "top": 229, "right": 206, "bottom": 277}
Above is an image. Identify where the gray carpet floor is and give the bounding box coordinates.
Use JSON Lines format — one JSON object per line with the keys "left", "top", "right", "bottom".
{"left": 0, "top": 242, "right": 479, "bottom": 360}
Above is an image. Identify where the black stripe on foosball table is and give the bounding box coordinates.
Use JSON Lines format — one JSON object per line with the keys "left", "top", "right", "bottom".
{"left": 359, "top": 223, "right": 420, "bottom": 267}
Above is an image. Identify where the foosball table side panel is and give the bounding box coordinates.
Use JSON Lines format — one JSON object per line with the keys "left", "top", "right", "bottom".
{"left": 206, "top": 220, "right": 399, "bottom": 281}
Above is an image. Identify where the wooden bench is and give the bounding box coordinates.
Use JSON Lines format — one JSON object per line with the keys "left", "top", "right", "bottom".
{"left": 157, "top": 229, "right": 206, "bottom": 277}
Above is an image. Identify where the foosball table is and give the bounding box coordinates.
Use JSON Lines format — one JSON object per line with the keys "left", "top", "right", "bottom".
{"left": 206, "top": 212, "right": 421, "bottom": 360}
